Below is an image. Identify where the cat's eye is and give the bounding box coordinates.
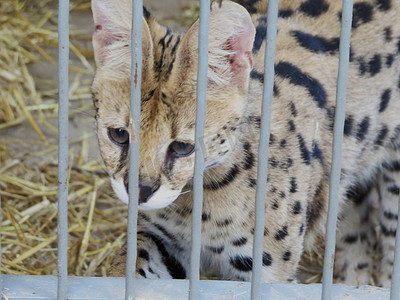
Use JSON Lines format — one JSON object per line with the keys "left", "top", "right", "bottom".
{"left": 169, "top": 141, "right": 195, "bottom": 157}
{"left": 108, "top": 128, "right": 129, "bottom": 146}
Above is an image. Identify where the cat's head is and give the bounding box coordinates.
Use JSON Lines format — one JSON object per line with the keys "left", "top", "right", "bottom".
{"left": 91, "top": 0, "right": 255, "bottom": 210}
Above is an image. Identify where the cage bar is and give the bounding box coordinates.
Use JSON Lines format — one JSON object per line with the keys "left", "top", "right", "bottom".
{"left": 125, "top": 0, "right": 143, "bottom": 299}
{"left": 390, "top": 201, "right": 400, "bottom": 300}
{"left": 189, "top": 0, "right": 210, "bottom": 299}
{"left": 321, "top": 0, "right": 353, "bottom": 299}
{"left": 250, "top": 1, "right": 279, "bottom": 299}
{"left": 1, "top": 275, "right": 391, "bottom": 300}
{"left": 57, "top": 0, "right": 70, "bottom": 299}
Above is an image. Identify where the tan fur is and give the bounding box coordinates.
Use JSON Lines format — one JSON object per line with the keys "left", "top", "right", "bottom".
{"left": 92, "top": 0, "right": 400, "bottom": 284}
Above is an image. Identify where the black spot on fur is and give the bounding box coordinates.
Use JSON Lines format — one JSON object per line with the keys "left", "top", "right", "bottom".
{"left": 275, "top": 226, "right": 289, "bottom": 241}
{"left": 216, "top": 216, "right": 233, "bottom": 227}
{"left": 297, "top": 134, "right": 311, "bottom": 165}
{"left": 138, "top": 249, "right": 150, "bottom": 261}
{"left": 248, "top": 116, "right": 261, "bottom": 128}
{"left": 383, "top": 160, "right": 400, "bottom": 171}
{"left": 269, "top": 158, "right": 278, "bottom": 168}
{"left": 273, "top": 84, "right": 280, "bottom": 96}
{"left": 288, "top": 120, "right": 296, "bottom": 132}
{"left": 290, "top": 177, "right": 298, "bottom": 193}
{"left": 300, "top": 0, "right": 329, "bottom": 17}
{"left": 204, "top": 164, "right": 240, "bottom": 190}
{"left": 346, "top": 182, "right": 371, "bottom": 205}
{"left": 249, "top": 178, "right": 257, "bottom": 188}
{"left": 280, "top": 139, "right": 287, "bottom": 148}
{"left": 344, "top": 116, "right": 354, "bottom": 135}
{"left": 356, "top": 117, "right": 370, "bottom": 141}
{"left": 202, "top": 213, "right": 211, "bottom": 222}
{"left": 299, "top": 224, "right": 305, "bottom": 235}
{"left": 138, "top": 268, "right": 146, "bottom": 278}
{"left": 344, "top": 234, "right": 358, "bottom": 243}
{"left": 275, "top": 62, "right": 327, "bottom": 108}
{"left": 282, "top": 251, "right": 291, "bottom": 261}
{"left": 253, "top": 24, "right": 267, "bottom": 53}
{"left": 157, "top": 212, "right": 169, "bottom": 221}
{"left": 386, "top": 54, "right": 394, "bottom": 68}
{"left": 379, "top": 89, "right": 391, "bottom": 113}
{"left": 351, "top": 2, "right": 374, "bottom": 28}
{"left": 312, "top": 142, "right": 323, "bottom": 163}
{"left": 368, "top": 54, "right": 382, "bottom": 76}
{"left": 358, "top": 57, "right": 367, "bottom": 75}
{"left": 230, "top": 256, "right": 253, "bottom": 272}
{"left": 290, "top": 102, "right": 298, "bottom": 117}
{"left": 291, "top": 30, "right": 339, "bottom": 54}
{"left": 207, "top": 246, "right": 224, "bottom": 254}
{"left": 384, "top": 211, "right": 398, "bottom": 220}
{"left": 287, "top": 158, "right": 294, "bottom": 168}
{"left": 250, "top": 70, "right": 264, "bottom": 83}
{"left": 374, "top": 125, "right": 389, "bottom": 146}
{"left": 269, "top": 133, "right": 275, "bottom": 145}
{"left": 292, "top": 201, "right": 302, "bottom": 214}
{"left": 243, "top": 143, "right": 254, "bottom": 170}
{"left": 271, "top": 200, "right": 279, "bottom": 210}
{"left": 381, "top": 223, "right": 396, "bottom": 237}
{"left": 263, "top": 252, "right": 273, "bottom": 266}
{"left": 306, "top": 202, "right": 312, "bottom": 221}
{"left": 388, "top": 186, "right": 400, "bottom": 195}
{"left": 279, "top": 9, "right": 294, "bottom": 18}
{"left": 232, "top": 237, "right": 248, "bottom": 247}
{"left": 384, "top": 27, "right": 393, "bottom": 42}
{"left": 143, "top": 89, "right": 156, "bottom": 103}
{"left": 376, "top": 0, "right": 391, "bottom": 11}
{"left": 357, "top": 262, "right": 369, "bottom": 270}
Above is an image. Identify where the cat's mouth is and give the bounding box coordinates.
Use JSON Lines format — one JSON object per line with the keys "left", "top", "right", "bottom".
{"left": 110, "top": 177, "right": 180, "bottom": 210}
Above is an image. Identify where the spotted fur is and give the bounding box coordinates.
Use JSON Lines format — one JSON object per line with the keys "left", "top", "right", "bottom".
{"left": 91, "top": 0, "right": 400, "bottom": 285}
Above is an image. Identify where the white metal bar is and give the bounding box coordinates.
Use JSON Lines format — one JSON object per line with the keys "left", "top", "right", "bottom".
{"left": 1, "top": 275, "right": 390, "bottom": 300}
{"left": 57, "top": 0, "right": 70, "bottom": 299}
{"left": 126, "top": 0, "right": 143, "bottom": 299}
{"left": 250, "top": 1, "right": 279, "bottom": 299}
{"left": 321, "top": 0, "right": 353, "bottom": 299}
{"left": 390, "top": 199, "right": 400, "bottom": 300}
{"left": 189, "top": 0, "right": 210, "bottom": 298}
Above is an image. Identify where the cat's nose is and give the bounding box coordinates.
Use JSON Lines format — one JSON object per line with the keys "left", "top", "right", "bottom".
{"left": 139, "top": 184, "right": 155, "bottom": 204}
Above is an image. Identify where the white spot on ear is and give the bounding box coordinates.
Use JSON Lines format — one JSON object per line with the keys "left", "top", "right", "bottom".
{"left": 181, "top": 1, "right": 256, "bottom": 87}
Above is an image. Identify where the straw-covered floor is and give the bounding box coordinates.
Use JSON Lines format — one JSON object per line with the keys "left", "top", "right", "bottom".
{"left": 0, "top": 0, "right": 325, "bottom": 282}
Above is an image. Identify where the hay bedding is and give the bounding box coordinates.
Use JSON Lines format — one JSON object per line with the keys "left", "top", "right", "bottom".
{"left": 0, "top": 0, "right": 128, "bottom": 276}
{"left": 0, "top": 0, "right": 323, "bottom": 282}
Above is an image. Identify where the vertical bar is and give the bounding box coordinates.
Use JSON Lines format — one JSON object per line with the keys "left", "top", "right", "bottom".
{"left": 126, "top": 0, "right": 142, "bottom": 299}
{"left": 0, "top": 166, "right": 2, "bottom": 292}
{"left": 321, "top": 1, "right": 353, "bottom": 299}
{"left": 250, "top": 1, "right": 279, "bottom": 299}
{"left": 57, "top": 0, "right": 70, "bottom": 299}
{"left": 189, "top": 0, "right": 210, "bottom": 299}
{"left": 390, "top": 201, "right": 400, "bottom": 300}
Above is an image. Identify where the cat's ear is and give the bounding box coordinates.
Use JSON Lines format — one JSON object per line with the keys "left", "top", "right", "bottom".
{"left": 178, "top": 1, "right": 255, "bottom": 90}
{"left": 91, "top": 0, "right": 153, "bottom": 78}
